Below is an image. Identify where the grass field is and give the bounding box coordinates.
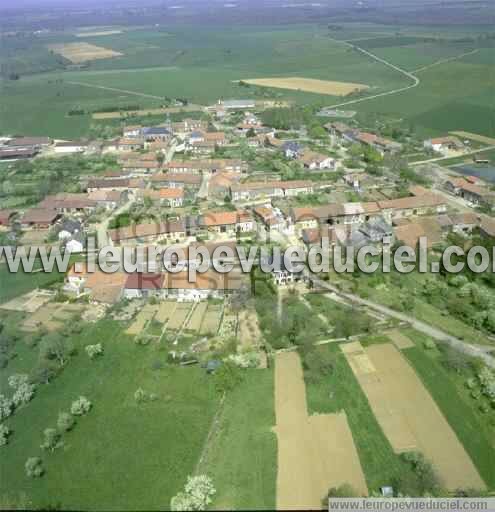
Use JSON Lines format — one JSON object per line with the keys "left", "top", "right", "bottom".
{"left": 202, "top": 370, "right": 277, "bottom": 510}
{"left": 0, "top": 318, "right": 220, "bottom": 510}
{"left": 401, "top": 333, "right": 495, "bottom": 489}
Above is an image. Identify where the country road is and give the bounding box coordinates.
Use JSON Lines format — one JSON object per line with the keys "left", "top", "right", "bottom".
{"left": 67, "top": 80, "right": 168, "bottom": 101}
{"left": 410, "top": 145, "right": 495, "bottom": 166}
{"left": 327, "top": 38, "right": 420, "bottom": 110}
{"left": 307, "top": 273, "right": 495, "bottom": 369}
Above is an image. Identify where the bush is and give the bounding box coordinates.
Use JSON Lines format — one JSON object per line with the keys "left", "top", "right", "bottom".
{"left": 170, "top": 475, "right": 216, "bottom": 511}
{"left": 57, "top": 411, "right": 75, "bottom": 432}
{"left": 70, "top": 396, "right": 92, "bottom": 416}
{"left": 25, "top": 457, "right": 44, "bottom": 478}
{"left": 0, "top": 395, "right": 13, "bottom": 421}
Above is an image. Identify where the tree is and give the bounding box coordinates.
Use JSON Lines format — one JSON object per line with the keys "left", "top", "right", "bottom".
{"left": 214, "top": 362, "right": 242, "bottom": 393}
{"left": 71, "top": 396, "right": 92, "bottom": 416}
{"left": 328, "top": 483, "right": 359, "bottom": 498}
{"left": 25, "top": 457, "right": 44, "bottom": 478}
{"left": 170, "top": 475, "right": 216, "bottom": 511}
{"left": 39, "top": 334, "right": 74, "bottom": 367}
{"left": 0, "top": 395, "right": 13, "bottom": 421}
{"left": 40, "top": 428, "right": 62, "bottom": 451}
{"left": 0, "top": 424, "right": 11, "bottom": 446}
{"left": 12, "top": 382, "right": 36, "bottom": 407}
{"left": 85, "top": 343, "right": 103, "bottom": 359}
{"left": 57, "top": 412, "right": 75, "bottom": 432}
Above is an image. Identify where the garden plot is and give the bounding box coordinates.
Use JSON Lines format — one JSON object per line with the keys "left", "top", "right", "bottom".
{"left": 167, "top": 303, "right": 192, "bottom": 331}
{"left": 184, "top": 302, "right": 207, "bottom": 332}
{"left": 274, "top": 352, "right": 367, "bottom": 510}
{"left": 0, "top": 289, "right": 53, "bottom": 313}
{"left": 22, "top": 302, "right": 85, "bottom": 332}
{"left": 341, "top": 342, "right": 485, "bottom": 491}
{"left": 155, "top": 301, "right": 177, "bottom": 323}
{"left": 125, "top": 304, "right": 158, "bottom": 335}
{"left": 238, "top": 309, "right": 262, "bottom": 348}
{"left": 200, "top": 304, "right": 223, "bottom": 336}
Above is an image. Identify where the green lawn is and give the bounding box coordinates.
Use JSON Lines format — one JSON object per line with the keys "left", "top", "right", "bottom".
{"left": 302, "top": 344, "right": 415, "bottom": 494}
{"left": 0, "top": 318, "right": 220, "bottom": 510}
{"left": 203, "top": 370, "right": 277, "bottom": 510}
{"left": 402, "top": 335, "right": 495, "bottom": 489}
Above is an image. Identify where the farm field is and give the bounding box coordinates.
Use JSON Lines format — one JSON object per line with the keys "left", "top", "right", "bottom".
{"left": 341, "top": 342, "right": 484, "bottom": 490}
{"left": 47, "top": 43, "right": 123, "bottom": 64}
{"left": 200, "top": 304, "right": 223, "bottom": 336}
{"left": 274, "top": 351, "right": 367, "bottom": 509}
{"left": 167, "top": 303, "right": 192, "bottom": 331}
{"left": 0, "top": 318, "right": 220, "bottom": 510}
{"left": 241, "top": 77, "right": 368, "bottom": 96}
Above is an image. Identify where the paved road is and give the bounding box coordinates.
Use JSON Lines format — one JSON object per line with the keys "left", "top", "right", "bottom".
{"left": 326, "top": 38, "right": 419, "bottom": 110}
{"left": 410, "top": 145, "right": 495, "bottom": 166}
{"left": 307, "top": 272, "right": 495, "bottom": 369}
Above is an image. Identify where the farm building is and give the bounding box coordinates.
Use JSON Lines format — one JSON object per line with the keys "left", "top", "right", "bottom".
{"left": 53, "top": 141, "right": 88, "bottom": 154}
{"left": 424, "top": 136, "right": 463, "bottom": 154}
{"left": 21, "top": 208, "right": 61, "bottom": 229}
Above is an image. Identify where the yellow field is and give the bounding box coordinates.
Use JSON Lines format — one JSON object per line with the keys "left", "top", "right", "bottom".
{"left": 241, "top": 77, "right": 369, "bottom": 96}
{"left": 449, "top": 131, "right": 495, "bottom": 145}
{"left": 75, "top": 30, "right": 122, "bottom": 37}
{"left": 47, "top": 43, "right": 123, "bottom": 63}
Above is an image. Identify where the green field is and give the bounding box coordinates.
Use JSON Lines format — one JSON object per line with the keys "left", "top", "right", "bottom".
{"left": 0, "top": 318, "right": 221, "bottom": 510}
{"left": 202, "top": 370, "right": 277, "bottom": 510}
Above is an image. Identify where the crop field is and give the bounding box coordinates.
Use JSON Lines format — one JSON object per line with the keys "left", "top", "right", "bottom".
{"left": 125, "top": 304, "right": 157, "bottom": 335}
{"left": 155, "top": 301, "right": 176, "bottom": 323}
{"left": 241, "top": 77, "right": 368, "bottom": 96}
{"left": 47, "top": 43, "right": 123, "bottom": 64}
{"left": 274, "top": 352, "right": 367, "bottom": 509}
{"left": 22, "top": 302, "right": 86, "bottom": 332}
{"left": 341, "top": 342, "right": 485, "bottom": 490}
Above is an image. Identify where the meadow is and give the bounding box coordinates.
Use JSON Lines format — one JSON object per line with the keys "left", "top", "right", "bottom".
{"left": 0, "top": 317, "right": 221, "bottom": 510}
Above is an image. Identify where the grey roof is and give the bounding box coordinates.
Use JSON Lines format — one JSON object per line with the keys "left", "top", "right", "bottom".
{"left": 142, "top": 127, "right": 171, "bottom": 135}
{"left": 222, "top": 99, "right": 255, "bottom": 108}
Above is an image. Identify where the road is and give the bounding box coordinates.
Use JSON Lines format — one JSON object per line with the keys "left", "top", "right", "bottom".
{"left": 67, "top": 80, "right": 168, "bottom": 101}
{"left": 410, "top": 145, "right": 495, "bottom": 166}
{"left": 306, "top": 272, "right": 495, "bottom": 369}
{"left": 326, "top": 38, "right": 419, "bottom": 110}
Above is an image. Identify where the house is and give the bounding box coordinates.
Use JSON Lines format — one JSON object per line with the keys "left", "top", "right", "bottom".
{"left": 378, "top": 194, "right": 447, "bottom": 222}
{"left": 53, "top": 141, "right": 88, "bottom": 154}
{"left": 262, "top": 257, "right": 303, "bottom": 287}
{"left": 218, "top": 99, "right": 256, "bottom": 110}
{"left": 116, "top": 138, "right": 145, "bottom": 152}
{"left": 151, "top": 172, "right": 202, "bottom": 189}
{"left": 208, "top": 172, "right": 242, "bottom": 199}
{"left": 86, "top": 178, "right": 132, "bottom": 193}
{"left": 0, "top": 210, "right": 17, "bottom": 228}
{"left": 189, "top": 141, "right": 216, "bottom": 155}
{"left": 424, "top": 136, "right": 463, "bottom": 154}
{"left": 123, "top": 125, "right": 142, "bottom": 138}
{"left": 64, "top": 233, "right": 85, "bottom": 254}
{"left": 7, "top": 137, "right": 51, "bottom": 149}
{"left": 301, "top": 225, "right": 337, "bottom": 248}
{"left": 299, "top": 151, "right": 335, "bottom": 170}
{"left": 253, "top": 205, "right": 285, "bottom": 232}
{"left": 200, "top": 210, "right": 254, "bottom": 236}
{"left": 141, "top": 126, "right": 172, "bottom": 142}
{"left": 21, "top": 208, "right": 60, "bottom": 229}
{"left": 38, "top": 193, "right": 97, "bottom": 215}
{"left": 458, "top": 182, "right": 495, "bottom": 207}
{"left": 161, "top": 269, "right": 243, "bottom": 301}
{"left": 393, "top": 217, "right": 444, "bottom": 248}
{"left": 325, "top": 122, "right": 357, "bottom": 143}
{"left": 108, "top": 219, "right": 187, "bottom": 245}
{"left": 448, "top": 213, "right": 481, "bottom": 235}
{"left": 282, "top": 141, "right": 303, "bottom": 159}
{"left": 124, "top": 273, "right": 165, "bottom": 299}
{"left": 171, "top": 119, "right": 208, "bottom": 135}
{"left": 165, "top": 159, "right": 243, "bottom": 174}
{"left": 87, "top": 190, "right": 124, "bottom": 210}
{"left": 0, "top": 147, "right": 38, "bottom": 160}
{"left": 444, "top": 177, "right": 471, "bottom": 195}
{"left": 56, "top": 219, "right": 83, "bottom": 241}
{"left": 230, "top": 180, "right": 313, "bottom": 202}
{"left": 139, "top": 188, "right": 184, "bottom": 207}
{"left": 354, "top": 132, "right": 402, "bottom": 154}
{"left": 480, "top": 216, "right": 495, "bottom": 239}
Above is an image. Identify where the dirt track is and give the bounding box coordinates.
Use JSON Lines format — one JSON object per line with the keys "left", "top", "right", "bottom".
{"left": 274, "top": 352, "right": 367, "bottom": 510}
{"left": 342, "top": 342, "right": 485, "bottom": 491}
